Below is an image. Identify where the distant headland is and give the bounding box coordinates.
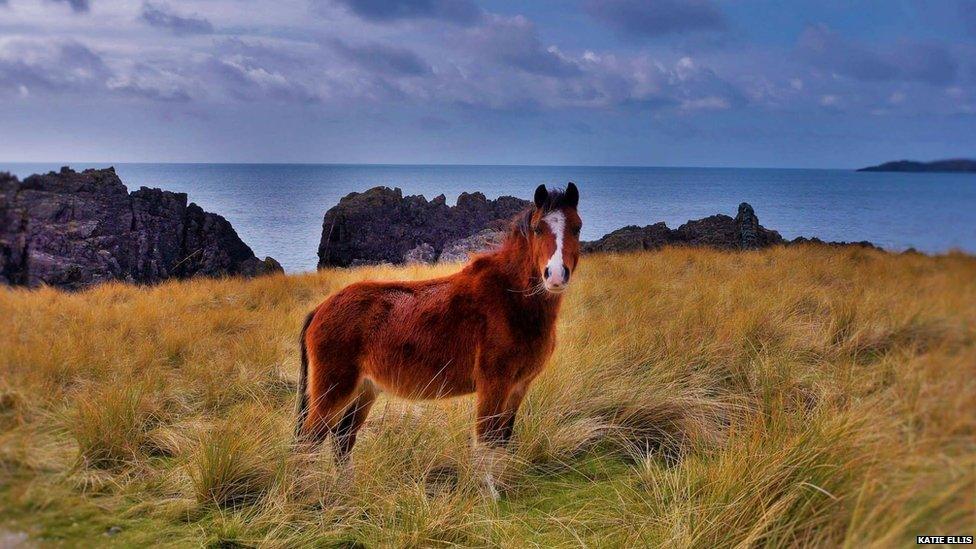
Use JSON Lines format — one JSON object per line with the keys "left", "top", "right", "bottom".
{"left": 857, "top": 159, "right": 976, "bottom": 173}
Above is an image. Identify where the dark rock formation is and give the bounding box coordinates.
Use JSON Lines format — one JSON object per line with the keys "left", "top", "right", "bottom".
{"left": 317, "top": 187, "right": 528, "bottom": 267}
{"left": 858, "top": 158, "right": 976, "bottom": 173}
{"left": 582, "top": 202, "right": 785, "bottom": 253}
{"left": 0, "top": 167, "right": 282, "bottom": 289}
{"left": 789, "top": 237, "right": 881, "bottom": 250}
{"left": 580, "top": 223, "right": 673, "bottom": 254}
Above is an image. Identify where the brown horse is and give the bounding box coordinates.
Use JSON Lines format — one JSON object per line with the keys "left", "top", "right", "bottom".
{"left": 295, "top": 183, "right": 581, "bottom": 495}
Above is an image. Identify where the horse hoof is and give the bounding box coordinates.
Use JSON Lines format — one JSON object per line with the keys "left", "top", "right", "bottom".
{"left": 482, "top": 474, "right": 501, "bottom": 501}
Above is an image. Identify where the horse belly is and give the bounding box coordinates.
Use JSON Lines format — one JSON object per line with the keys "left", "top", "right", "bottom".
{"left": 363, "top": 343, "right": 477, "bottom": 400}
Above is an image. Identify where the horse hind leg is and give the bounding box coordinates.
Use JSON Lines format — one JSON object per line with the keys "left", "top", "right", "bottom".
{"left": 332, "top": 379, "right": 378, "bottom": 465}
{"left": 298, "top": 362, "right": 361, "bottom": 450}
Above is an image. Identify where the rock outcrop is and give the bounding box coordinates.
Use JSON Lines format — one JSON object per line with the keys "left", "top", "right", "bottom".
{"left": 316, "top": 189, "right": 882, "bottom": 266}
{"left": 0, "top": 167, "right": 282, "bottom": 289}
{"left": 582, "top": 202, "right": 785, "bottom": 253}
{"left": 317, "top": 187, "right": 528, "bottom": 267}
{"left": 789, "top": 236, "right": 881, "bottom": 250}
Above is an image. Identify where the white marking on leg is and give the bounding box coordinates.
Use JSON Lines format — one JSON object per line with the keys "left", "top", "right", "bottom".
{"left": 473, "top": 441, "right": 504, "bottom": 500}
{"left": 484, "top": 472, "right": 500, "bottom": 500}
{"left": 543, "top": 211, "right": 566, "bottom": 286}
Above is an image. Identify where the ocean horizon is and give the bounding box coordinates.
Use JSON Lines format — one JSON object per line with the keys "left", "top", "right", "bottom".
{"left": 5, "top": 162, "right": 975, "bottom": 273}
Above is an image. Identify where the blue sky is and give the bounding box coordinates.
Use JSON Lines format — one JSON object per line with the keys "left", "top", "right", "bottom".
{"left": 0, "top": 0, "right": 974, "bottom": 167}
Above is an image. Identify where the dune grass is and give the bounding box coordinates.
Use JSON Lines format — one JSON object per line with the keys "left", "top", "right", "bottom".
{"left": 0, "top": 245, "right": 973, "bottom": 547}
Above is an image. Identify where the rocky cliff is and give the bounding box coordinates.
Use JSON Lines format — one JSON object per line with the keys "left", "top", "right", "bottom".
{"left": 317, "top": 187, "right": 529, "bottom": 267}
{"left": 0, "top": 167, "right": 282, "bottom": 289}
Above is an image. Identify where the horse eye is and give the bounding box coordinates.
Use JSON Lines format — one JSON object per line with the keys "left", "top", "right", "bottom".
{"left": 533, "top": 225, "right": 543, "bottom": 235}
{"left": 572, "top": 227, "right": 581, "bottom": 237}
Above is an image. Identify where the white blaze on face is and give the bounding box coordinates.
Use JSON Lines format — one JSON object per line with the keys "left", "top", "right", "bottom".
{"left": 542, "top": 210, "right": 567, "bottom": 289}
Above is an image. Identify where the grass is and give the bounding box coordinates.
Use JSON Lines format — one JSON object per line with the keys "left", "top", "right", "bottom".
{"left": 0, "top": 245, "right": 973, "bottom": 547}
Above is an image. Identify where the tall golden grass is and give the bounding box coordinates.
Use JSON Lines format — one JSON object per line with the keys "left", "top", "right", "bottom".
{"left": 0, "top": 245, "right": 973, "bottom": 546}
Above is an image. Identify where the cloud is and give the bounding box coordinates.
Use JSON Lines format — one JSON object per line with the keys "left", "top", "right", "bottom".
{"left": 798, "top": 24, "right": 898, "bottom": 81}
{"left": 897, "top": 42, "right": 958, "bottom": 85}
{"left": 680, "top": 95, "right": 729, "bottom": 111}
{"left": 204, "top": 56, "right": 321, "bottom": 104}
{"left": 0, "top": 8, "right": 747, "bottom": 118}
{"left": 330, "top": 39, "right": 431, "bottom": 76}
{"left": 583, "top": 0, "right": 726, "bottom": 38}
{"left": 0, "top": 40, "right": 110, "bottom": 94}
{"left": 798, "top": 24, "right": 957, "bottom": 85}
{"left": 49, "top": 0, "right": 90, "bottom": 13}
{"left": 140, "top": 3, "right": 214, "bottom": 35}
{"left": 106, "top": 63, "right": 193, "bottom": 102}
{"left": 467, "top": 15, "right": 580, "bottom": 77}
{"left": 329, "top": 0, "right": 482, "bottom": 25}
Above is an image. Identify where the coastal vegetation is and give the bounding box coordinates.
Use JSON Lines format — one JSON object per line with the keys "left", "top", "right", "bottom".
{"left": 1, "top": 245, "right": 973, "bottom": 547}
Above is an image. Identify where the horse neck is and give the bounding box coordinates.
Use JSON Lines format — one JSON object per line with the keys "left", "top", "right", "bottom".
{"left": 482, "top": 232, "right": 563, "bottom": 317}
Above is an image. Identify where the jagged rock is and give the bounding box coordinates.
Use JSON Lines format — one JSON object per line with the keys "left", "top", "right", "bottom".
{"left": 0, "top": 167, "right": 282, "bottom": 289}
{"left": 790, "top": 236, "right": 880, "bottom": 250}
{"left": 439, "top": 228, "right": 507, "bottom": 263}
{"left": 580, "top": 223, "right": 674, "bottom": 254}
{"left": 317, "top": 186, "right": 528, "bottom": 267}
{"left": 583, "top": 202, "right": 785, "bottom": 253}
{"left": 734, "top": 202, "right": 761, "bottom": 249}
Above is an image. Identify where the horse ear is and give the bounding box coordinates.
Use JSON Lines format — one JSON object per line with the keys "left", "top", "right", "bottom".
{"left": 534, "top": 184, "right": 548, "bottom": 209}
{"left": 566, "top": 182, "right": 579, "bottom": 208}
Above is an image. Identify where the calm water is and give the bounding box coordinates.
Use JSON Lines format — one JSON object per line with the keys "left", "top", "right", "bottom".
{"left": 5, "top": 163, "right": 975, "bottom": 272}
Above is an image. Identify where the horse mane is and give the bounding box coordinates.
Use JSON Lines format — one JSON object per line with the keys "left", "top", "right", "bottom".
{"left": 511, "top": 187, "right": 572, "bottom": 239}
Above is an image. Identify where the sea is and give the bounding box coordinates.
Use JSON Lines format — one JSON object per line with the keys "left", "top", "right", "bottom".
{"left": 4, "top": 163, "right": 975, "bottom": 273}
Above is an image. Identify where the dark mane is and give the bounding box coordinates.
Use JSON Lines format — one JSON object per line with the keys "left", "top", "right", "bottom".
{"left": 511, "top": 186, "right": 572, "bottom": 238}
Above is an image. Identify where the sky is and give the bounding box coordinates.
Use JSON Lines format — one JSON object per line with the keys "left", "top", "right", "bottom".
{"left": 0, "top": 0, "right": 974, "bottom": 167}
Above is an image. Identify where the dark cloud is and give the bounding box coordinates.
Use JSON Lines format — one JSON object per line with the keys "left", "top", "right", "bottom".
{"left": 329, "top": 0, "right": 482, "bottom": 25}
{"left": 0, "top": 41, "right": 109, "bottom": 94}
{"left": 141, "top": 3, "right": 214, "bottom": 35}
{"left": 469, "top": 15, "right": 580, "bottom": 77}
{"left": 110, "top": 80, "right": 192, "bottom": 102}
{"left": 583, "top": 0, "right": 726, "bottom": 38}
{"left": 49, "top": 0, "right": 90, "bottom": 13}
{"left": 798, "top": 24, "right": 898, "bottom": 81}
{"left": 798, "top": 24, "right": 957, "bottom": 85}
{"left": 330, "top": 39, "right": 431, "bottom": 76}
{"left": 897, "top": 42, "right": 958, "bottom": 85}
{"left": 961, "top": 0, "right": 976, "bottom": 36}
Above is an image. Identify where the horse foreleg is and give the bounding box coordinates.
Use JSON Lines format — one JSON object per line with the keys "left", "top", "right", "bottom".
{"left": 473, "top": 382, "right": 517, "bottom": 500}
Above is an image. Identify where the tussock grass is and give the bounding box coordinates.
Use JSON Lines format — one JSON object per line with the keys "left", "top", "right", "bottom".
{"left": 188, "top": 405, "right": 286, "bottom": 510}
{"left": 0, "top": 246, "right": 974, "bottom": 546}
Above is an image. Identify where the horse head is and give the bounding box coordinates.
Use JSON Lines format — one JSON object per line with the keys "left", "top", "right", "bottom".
{"left": 525, "top": 182, "right": 581, "bottom": 294}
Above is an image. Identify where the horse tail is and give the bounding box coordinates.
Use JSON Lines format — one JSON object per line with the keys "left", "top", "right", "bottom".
{"left": 294, "top": 310, "right": 316, "bottom": 440}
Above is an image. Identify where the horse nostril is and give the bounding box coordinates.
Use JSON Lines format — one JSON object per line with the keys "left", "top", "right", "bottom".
{"left": 544, "top": 267, "right": 551, "bottom": 279}
{"left": 563, "top": 265, "right": 570, "bottom": 282}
